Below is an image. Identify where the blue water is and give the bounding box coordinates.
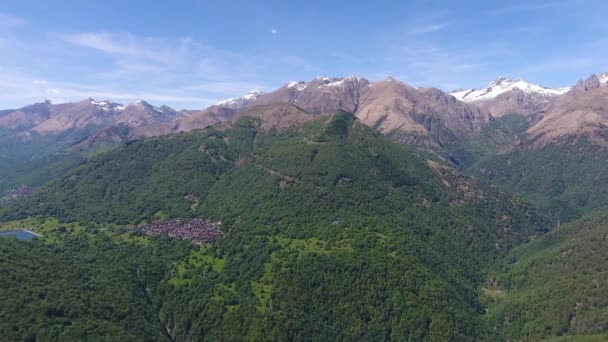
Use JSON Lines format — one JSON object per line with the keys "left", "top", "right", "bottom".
{"left": 0, "top": 230, "right": 40, "bottom": 240}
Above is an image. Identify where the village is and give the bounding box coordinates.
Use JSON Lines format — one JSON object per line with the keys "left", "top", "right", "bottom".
{"left": 3, "top": 185, "right": 34, "bottom": 201}
{"left": 134, "top": 218, "right": 222, "bottom": 244}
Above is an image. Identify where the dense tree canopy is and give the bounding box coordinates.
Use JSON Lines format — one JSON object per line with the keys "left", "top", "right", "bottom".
{"left": 2, "top": 111, "right": 587, "bottom": 341}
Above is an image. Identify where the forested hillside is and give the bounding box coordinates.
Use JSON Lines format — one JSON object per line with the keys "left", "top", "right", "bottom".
{"left": 0, "top": 219, "right": 191, "bottom": 341}
{"left": 1, "top": 112, "right": 552, "bottom": 340}
{"left": 469, "top": 133, "right": 608, "bottom": 222}
{"left": 483, "top": 211, "right": 608, "bottom": 340}
{"left": 0, "top": 129, "right": 91, "bottom": 193}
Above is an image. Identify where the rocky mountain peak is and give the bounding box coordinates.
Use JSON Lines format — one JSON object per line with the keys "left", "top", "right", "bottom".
{"left": 451, "top": 77, "right": 570, "bottom": 103}
{"left": 573, "top": 74, "right": 602, "bottom": 93}
{"left": 215, "top": 89, "right": 266, "bottom": 110}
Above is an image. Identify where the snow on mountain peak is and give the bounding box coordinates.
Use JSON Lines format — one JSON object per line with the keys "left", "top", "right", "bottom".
{"left": 599, "top": 72, "right": 608, "bottom": 86}
{"left": 215, "top": 89, "right": 265, "bottom": 109}
{"left": 287, "top": 81, "right": 307, "bottom": 91}
{"left": 382, "top": 76, "right": 403, "bottom": 84}
{"left": 242, "top": 90, "right": 264, "bottom": 100}
{"left": 315, "top": 76, "right": 368, "bottom": 88}
{"left": 450, "top": 77, "right": 571, "bottom": 102}
{"left": 89, "top": 97, "right": 124, "bottom": 112}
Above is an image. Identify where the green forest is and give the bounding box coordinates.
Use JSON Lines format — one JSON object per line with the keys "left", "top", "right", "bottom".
{"left": 1, "top": 112, "right": 607, "bottom": 340}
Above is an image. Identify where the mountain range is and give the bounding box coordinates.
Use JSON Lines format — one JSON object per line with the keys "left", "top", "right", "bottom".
{"left": 4, "top": 70, "right": 608, "bottom": 340}
{"left": 4, "top": 71, "right": 607, "bottom": 153}
{"left": 2, "top": 70, "right": 607, "bottom": 196}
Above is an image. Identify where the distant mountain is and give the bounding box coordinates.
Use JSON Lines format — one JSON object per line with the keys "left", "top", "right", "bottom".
{"left": 451, "top": 76, "right": 570, "bottom": 103}
{"left": 450, "top": 77, "right": 571, "bottom": 117}
{"left": 527, "top": 74, "right": 608, "bottom": 146}
{"left": 114, "top": 100, "right": 177, "bottom": 127}
{"left": 215, "top": 90, "right": 265, "bottom": 110}
{"left": 120, "top": 76, "right": 491, "bottom": 164}
{"left": 358, "top": 78, "right": 490, "bottom": 140}
{"left": 254, "top": 76, "right": 370, "bottom": 114}
{"left": 464, "top": 72, "right": 608, "bottom": 221}
{"left": 0, "top": 98, "right": 177, "bottom": 136}
{"left": 5, "top": 70, "right": 608, "bottom": 194}
{"left": 570, "top": 72, "right": 608, "bottom": 93}
{"left": 0, "top": 98, "right": 180, "bottom": 192}
{"left": 231, "top": 76, "right": 490, "bottom": 158}
{"left": 233, "top": 103, "right": 316, "bottom": 130}
{"left": 77, "top": 100, "right": 181, "bottom": 149}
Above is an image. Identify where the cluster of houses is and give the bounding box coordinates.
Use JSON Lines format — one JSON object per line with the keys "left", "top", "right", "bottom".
{"left": 3, "top": 185, "right": 34, "bottom": 201}
{"left": 134, "top": 219, "right": 221, "bottom": 244}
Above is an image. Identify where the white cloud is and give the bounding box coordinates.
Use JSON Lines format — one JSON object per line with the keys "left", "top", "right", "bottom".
{"left": 0, "top": 11, "right": 27, "bottom": 26}
{"left": 45, "top": 88, "right": 65, "bottom": 104}
{"left": 406, "top": 23, "right": 449, "bottom": 35}
{"left": 0, "top": 30, "right": 315, "bottom": 108}
{"left": 62, "top": 32, "right": 173, "bottom": 64}
{"left": 271, "top": 29, "right": 278, "bottom": 35}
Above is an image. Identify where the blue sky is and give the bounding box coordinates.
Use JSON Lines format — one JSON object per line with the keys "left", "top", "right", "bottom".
{"left": 0, "top": 0, "right": 607, "bottom": 109}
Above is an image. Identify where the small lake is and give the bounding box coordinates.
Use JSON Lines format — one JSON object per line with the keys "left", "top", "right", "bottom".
{"left": 0, "top": 230, "right": 42, "bottom": 241}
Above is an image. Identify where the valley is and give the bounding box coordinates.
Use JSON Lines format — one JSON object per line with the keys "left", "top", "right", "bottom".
{"left": 2, "top": 70, "right": 608, "bottom": 340}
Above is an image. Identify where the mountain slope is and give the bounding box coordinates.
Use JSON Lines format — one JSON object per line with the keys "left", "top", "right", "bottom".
{"left": 461, "top": 73, "right": 608, "bottom": 221}
{"left": 467, "top": 132, "right": 608, "bottom": 222}
{"left": 451, "top": 77, "right": 570, "bottom": 103}
{"left": 0, "top": 98, "right": 181, "bottom": 193}
{"left": 527, "top": 75, "right": 608, "bottom": 147}
{"left": 451, "top": 77, "right": 570, "bottom": 117}
{"left": 2, "top": 112, "right": 551, "bottom": 340}
{"left": 483, "top": 210, "right": 608, "bottom": 340}
{"left": 254, "top": 76, "right": 369, "bottom": 115}
{"left": 215, "top": 89, "right": 265, "bottom": 110}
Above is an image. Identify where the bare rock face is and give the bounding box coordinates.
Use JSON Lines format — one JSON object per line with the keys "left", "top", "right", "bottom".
{"left": 572, "top": 74, "right": 601, "bottom": 93}
{"left": 356, "top": 79, "right": 491, "bottom": 142}
{"left": 0, "top": 101, "right": 52, "bottom": 131}
{"left": 114, "top": 101, "right": 177, "bottom": 127}
{"left": 254, "top": 76, "right": 370, "bottom": 115}
{"left": 130, "top": 105, "right": 236, "bottom": 139}
{"left": 0, "top": 98, "right": 179, "bottom": 137}
{"left": 527, "top": 84, "right": 608, "bottom": 147}
{"left": 475, "top": 88, "right": 553, "bottom": 117}
{"left": 31, "top": 99, "right": 117, "bottom": 133}
{"left": 235, "top": 103, "right": 315, "bottom": 130}
{"left": 450, "top": 77, "right": 571, "bottom": 118}
{"left": 214, "top": 90, "right": 265, "bottom": 110}
{"left": 234, "top": 76, "right": 491, "bottom": 142}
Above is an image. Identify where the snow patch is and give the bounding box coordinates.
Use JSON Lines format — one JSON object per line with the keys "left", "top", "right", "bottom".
{"left": 316, "top": 76, "right": 367, "bottom": 88}
{"left": 287, "top": 81, "right": 307, "bottom": 91}
{"left": 89, "top": 97, "right": 124, "bottom": 112}
{"left": 450, "top": 77, "right": 571, "bottom": 102}
{"left": 215, "top": 90, "right": 265, "bottom": 109}
{"left": 599, "top": 73, "right": 608, "bottom": 86}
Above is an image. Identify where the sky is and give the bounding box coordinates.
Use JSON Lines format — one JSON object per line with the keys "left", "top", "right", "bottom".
{"left": 0, "top": 0, "right": 607, "bottom": 109}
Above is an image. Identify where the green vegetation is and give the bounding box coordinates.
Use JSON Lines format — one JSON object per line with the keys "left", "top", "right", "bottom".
{"left": 482, "top": 210, "right": 608, "bottom": 340}
{"left": 450, "top": 113, "right": 537, "bottom": 168}
{"left": 0, "top": 226, "right": 191, "bottom": 340}
{"left": 0, "top": 112, "right": 560, "bottom": 340}
{"left": 468, "top": 134, "right": 608, "bottom": 221}
{"left": 0, "top": 127, "right": 99, "bottom": 194}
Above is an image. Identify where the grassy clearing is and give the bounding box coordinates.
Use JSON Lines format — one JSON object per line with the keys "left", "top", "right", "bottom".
{"left": 168, "top": 246, "right": 226, "bottom": 286}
